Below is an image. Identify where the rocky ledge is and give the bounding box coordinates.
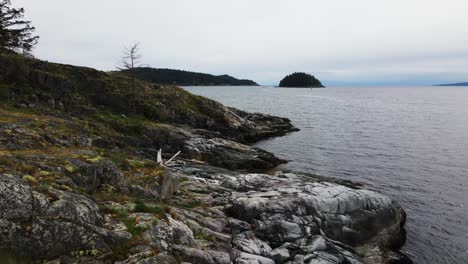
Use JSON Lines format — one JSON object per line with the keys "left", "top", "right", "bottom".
{"left": 0, "top": 162, "right": 411, "bottom": 264}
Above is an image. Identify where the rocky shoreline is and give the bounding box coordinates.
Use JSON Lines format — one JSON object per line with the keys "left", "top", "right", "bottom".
{"left": 0, "top": 53, "right": 411, "bottom": 263}
{"left": 0, "top": 161, "right": 412, "bottom": 264}
{"left": 0, "top": 107, "right": 413, "bottom": 264}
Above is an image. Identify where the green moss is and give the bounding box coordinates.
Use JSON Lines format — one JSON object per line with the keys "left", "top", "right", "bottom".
{"left": 85, "top": 155, "right": 103, "bottom": 163}
{"left": 0, "top": 252, "right": 30, "bottom": 264}
{"left": 0, "top": 156, "right": 15, "bottom": 167}
{"left": 0, "top": 84, "right": 10, "bottom": 102}
{"left": 94, "top": 190, "right": 130, "bottom": 204}
{"left": 64, "top": 164, "right": 75, "bottom": 173}
{"left": 175, "top": 255, "right": 184, "bottom": 264}
{"left": 93, "top": 111, "right": 148, "bottom": 136}
{"left": 195, "top": 230, "right": 216, "bottom": 242}
{"left": 178, "top": 177, "right": 189, "bottom": 183}
{"left": 106, "top": 152, "right": 131, "bottom": 168}
{"left": 128, "top": 159, "right": 154, "bottom": 169}
{"left": 34, "top": 183, "right": 52, "bottom": 194}
{"left": 182, "top": 200, "right": 202, "bottom": 209}
{"left": 22, "top": 174, "right": 37, "bottom": 183}
{"left": 108, "top": 206, "right": 128, "bottom": 217}
{"left": 15, "top": 163, "right": 39, "bottom": 176}
{"left": 133, "top": 200, "right": 165, "bottom": 215}
{"left": 53, "top": 184, "right": 73, "bottom": 192}
{"left": 39, "top": 170, "right": 52, "bottom": 176}
{"left": 122, "top": 218, "right": 147, "bottom": 236}
{"left": 105, "top": 237, "right": 148, "bottom": 262}
{"left": 27, "top": 120, "right": 48, "bottom": 130}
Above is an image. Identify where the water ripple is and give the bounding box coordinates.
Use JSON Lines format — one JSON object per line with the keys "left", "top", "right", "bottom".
{"left": 184, "top": 86, "right": 468, "bottom": 264}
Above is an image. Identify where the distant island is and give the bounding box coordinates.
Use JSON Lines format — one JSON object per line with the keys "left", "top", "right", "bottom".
{"left": 434, "top": 82, "right": 468, "bottom": 86}
{"left": 119, "top": 67, "right": 258, "bottom": 86}
{"left": 279, "top": 72, "right": 324, "bottom": 88}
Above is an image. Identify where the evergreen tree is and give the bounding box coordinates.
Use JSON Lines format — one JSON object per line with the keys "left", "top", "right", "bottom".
{"left": 279, "top": 72, "right": 324, "bottom": 88}
{"left": 0, "top": 0, "right": 39, "bottom": 53}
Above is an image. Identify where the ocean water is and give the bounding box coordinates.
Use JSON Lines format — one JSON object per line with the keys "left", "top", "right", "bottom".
{"left": 183, "top": 86, "right": 468, "bottom": 264}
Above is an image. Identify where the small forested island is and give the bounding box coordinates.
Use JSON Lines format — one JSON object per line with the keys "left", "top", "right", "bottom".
{"left": 279, "top": 72, "right": 325, "bottom": 88}
{"left": 119, "top": 67, "right": 258, "bottom": 86}
{"left": 434, "top": 82, "right": 468, "bottom": 86}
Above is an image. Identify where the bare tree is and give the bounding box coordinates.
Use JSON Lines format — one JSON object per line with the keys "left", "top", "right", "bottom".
{"left": 117, "top": 42, "right": 143, "bottom": 113}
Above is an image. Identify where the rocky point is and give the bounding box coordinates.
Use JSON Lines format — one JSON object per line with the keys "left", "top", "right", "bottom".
{"left": 0, "top": 52, "right": 411, "bottom": 263}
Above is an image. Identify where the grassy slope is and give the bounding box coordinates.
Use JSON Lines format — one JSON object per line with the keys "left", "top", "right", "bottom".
{"left": 0, "top": 53, "right": 247, "bottom": 137}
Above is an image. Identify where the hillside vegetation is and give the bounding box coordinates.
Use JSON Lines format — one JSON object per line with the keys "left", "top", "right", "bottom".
{"left": 0, "top": 53, "right": 290, "bottom": 142}
{"left": 279, "top": 72, "right": 324, "bottom": 88}
{"left": 119, "top": 67, "right": 258, "bottom": 86}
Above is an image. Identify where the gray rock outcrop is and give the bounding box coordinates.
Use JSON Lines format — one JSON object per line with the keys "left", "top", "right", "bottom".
{"left": 0, "top": 173, "right": 131, "bottom": 259}
{"left": 0, "top": 165, "right": 411, "bottom": 264}
{"left": 115, "top": 167, "right": 410, "bottom": 264}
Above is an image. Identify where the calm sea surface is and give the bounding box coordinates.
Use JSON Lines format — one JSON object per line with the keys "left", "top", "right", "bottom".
{"left": 183, "top": 86, "right": 468, "bottom": 264}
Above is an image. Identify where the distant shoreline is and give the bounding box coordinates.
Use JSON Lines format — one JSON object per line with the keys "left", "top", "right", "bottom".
{"left": 433, "top": 82, "right": 468, "bottom": 86}
{"left": 118, "top": 67, "right": 259, "bottom": 86}
{"left": 170, "top": 83, "right": 260, "bottom": 87}
{"left": 275, "top": 86, "right": 326, "bottom": 88}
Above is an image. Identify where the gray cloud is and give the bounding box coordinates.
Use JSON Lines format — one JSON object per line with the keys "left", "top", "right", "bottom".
{"left": 15, "top": 0, "right": 468, "bottom": 85}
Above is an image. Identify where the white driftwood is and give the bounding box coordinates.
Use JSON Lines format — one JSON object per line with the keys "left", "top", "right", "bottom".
{"left": 157, "top": 149, "right": 163, "bottom": 165}
{"left": 165, "top": 151, "right": 181, "bottom": 165}
{"left": 156, "top": 149, "right": 181, "bottom": 167}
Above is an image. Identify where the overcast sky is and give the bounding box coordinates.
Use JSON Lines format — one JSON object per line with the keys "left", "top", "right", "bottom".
{"left": 15, "top": 0, "right": 468, "bottom": 85}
